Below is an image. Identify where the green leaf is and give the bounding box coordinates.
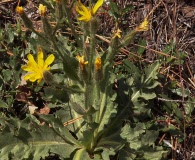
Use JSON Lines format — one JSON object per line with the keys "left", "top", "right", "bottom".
{"left": 51, "top": 63, "right": 63, "bottom": 70}
{"left": 39, "top": 114, "right": 80, "bottom": 146}
{"left": 0, "top": 116, "right": 78, "bottom": 159}
{"left": 73, "top": 148, "right": 91, "bottom": 160}
{"left": 142, "top": 146, "right": 167, "bottom": 160}
{"left": 2, "top": 69, "right": 12, "bottom": 81}
{"left": 101, "top": 148, "right": 115, "bottom": 160}
{"left": 118, "top": 148, "right": 136, "bottom": 160}
{"left": 121, "top": 123, "right": 146, "bottom": 150}
{"left": 97, "top": 129, "right": 125, "bottom": 150}
{"left": 121, "top": 4, "right": 134, "bottom": 15}
{"left": 43, "top": 87, "right": 69, "bottom": 103}
{"left": 55, "top": 37, "right": 80, "bottom": 82}
{"left": 135, "top": 91, "right": 156, "bottom": 100}
{"left": 162, "top": 42, "right": 174, "bottom": 54}
{"left": 55, "top": 107, "right": 80, "bottom": 133}
{"left": 137, "top": 39, "right": 146, "bottom": 55}
{"left": 131, "top": 62, "right": 160, "bottom": 102}
{"left": 97, "top": 80, "right": 118, "bottom": 133}
{"left": 141, "top": 130, "right": 159, "bottom": 146}
{"left": 80, "top": 128, "right": 95, "bottom": 148}
{"left": 108, "top": 2, "right": 119, "bottom": 19}
{"left": 160, "top": 124, "right": 183, "bottom": 136}
{"left": 185, "top": 100, "right": 194, "bottom": 115}
{"left": 171, "top": 88, "right": 190, "bottom": 97}
{"left": 71, "top": 101, "right": 86, "bottom": 115}
{"left": 8, "top": 29, "right": 14, "bottom": 43}
{"left": 174, "top": 107, "right": 183, "bottom": 120}
{"left": 120, "top": 123, "right": 166, "bottom": 159}
{"left": 0, "top": 100, "right": 8, "bottom": 108}
{"left": 123, "top": 59, "right": 140, "bottom": 75}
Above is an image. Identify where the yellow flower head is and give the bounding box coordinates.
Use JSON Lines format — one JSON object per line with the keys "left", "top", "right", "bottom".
{"left": 21, "top": 49, "right": 55, "bottom": 83}
{"left": 113, "top": 28, "right": 122, "bottom": 39}
{"left": 75, "top": 0, "right": 103, "bottom": 22}
{"left": 39, "top": 4, "right": 47, "bottom": 16}
{"left": 76, "top": 55, "right": 88, "bottom": 70}
{"left": 136, "top": 18, "right": 149, "bottom": 32}
{"left": 95, "top": 57, "right": 101, "bottom": 70}
{"left": 16, "top": 6, "right": 24, "bottom": 15}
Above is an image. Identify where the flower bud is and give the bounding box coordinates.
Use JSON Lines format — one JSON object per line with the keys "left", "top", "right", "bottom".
{"left": 55, "top": 3, "right": 63, "bottom": 20}
{"left": 43, "top": 18, "right": 52, "bottom": 35}
{"left": 135, "top": 18, "right": 149, "bottom": 32}
{"left": 90, "top": 17, "right": 99, "bottom": 34}
{"left": 95, "top": 57, "right": 101, "bottom": 71}
{"left": 16, "top": 6, "right": 34, "bottom": 30}
{"left": 16, "top": 6, "right": 24, "bottom": 15}
{"left": 39, "top": 4, "right": 47, "bottom": 17}
{"left": 76, "top": 55, "right": 88, "bottom": 81}
{"left": 43, "top": 70, "right": 55, "bottom": 85}
{"left": 94, "top": 57, "right": 103, "bottom": 81}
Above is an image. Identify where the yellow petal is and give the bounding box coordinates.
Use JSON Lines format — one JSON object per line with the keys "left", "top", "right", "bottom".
{"left": 27, "top": 54, "right": 38, "bottom": 67}
{"left": 24, "top": 73, "right": 35, "bottom": 81}
{"left": 76, "top": 1, "right": 91, "bottom": 22}
{"left": 37, "top": 78, "right": 42, "bottom": 84}
{"left": 29, "top": 75, "right": 42, "bottom": 83}
{"left": 28, "top": 61, "right": 40, "bottom": 71}
{"left": 43, "top": 54, "right": 55, "bottom": 69}
{"left": 24, "top": 73, "right": 42, "bottom": 82}
{"left": 113, "top": 29, "right": 122, "bottom": 39}
{"left": 92, "top": 0, "right": 103, "bottom": 15}
{"left": 78, "top": 16, "right": 91, "bottom": 22}
{"left": 37, "top": 50, "right": 44, "bottom": 68}
{"left": 76, "top": 1, "right": 89, "bottom": 16}
{"left": 21, "top": 65, "right": 35, "bottom": 72}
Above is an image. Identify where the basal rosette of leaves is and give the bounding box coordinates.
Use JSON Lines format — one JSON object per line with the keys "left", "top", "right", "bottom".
{"left": 2, "top": 1, "right": 190, "bottom": 160}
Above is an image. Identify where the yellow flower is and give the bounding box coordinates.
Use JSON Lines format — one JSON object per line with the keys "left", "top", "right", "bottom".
{"left": 76, "top": 55, "right": 88, "bottom": 70}
{"left": 95, "top": 57, "right": 101, "bottom": 70}
{"left": 113, "top": 28, "right": 122, "bottom": 38}
{"left": 136, "top": 18, "right": 149, "bottom": 32}
{"left": 75, "top": 0, "right": 103, "bottom": 22}
{"left": 16, "top": 6, "right": 24, "bottom": 15}
{"left": 39, "top": 4, "right": 47, "bottom": 16}
{"left": 21, "top": 49, "right": 55, "bottom": 83}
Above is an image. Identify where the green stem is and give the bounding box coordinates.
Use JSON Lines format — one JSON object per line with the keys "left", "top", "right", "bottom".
{"left": 32, "top": 29, "right": 51, "bottom": 44}
{"left": 50, "top": 36, "right": 64, "bottom": 60}
{"left": 62, "top": 1, "right": 81, "bottom": 48}
{"left": 88, "top": 23, "right": 95, "bottom": 82}
{"left": 52, "top": 18, "right": 62, "bottom": 37}
{"left": 84, "top": 20, "right": 96, "bottom": 113}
